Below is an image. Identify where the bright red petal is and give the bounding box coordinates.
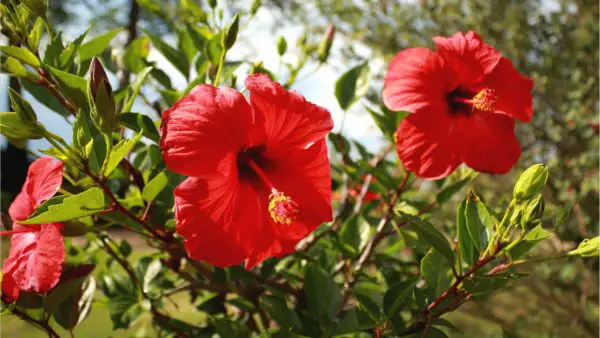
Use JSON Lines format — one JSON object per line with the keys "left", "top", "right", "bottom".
{"left": 7, "top": 223, "right": 64, "bottom": 293}
{"left": 245, "top": 74, "right": 334, "bottom": 157}
{"left": 161, "top": 85, "right": 252, "bottom": 177}
{"left": 174, "top": 163, "right": 253, "bottom": 267}
{"left": 1, "top": 273, "right": 20, "bottom": 303}
{"left": 482, "top": 57, "right": 534, "bottom": 122}
{"left": 266, "top": 139, "right": 332, "bottom": 241}
{"left": 383, "top": 48, "right": 452, "bottom": 113}
{"left": 395, "top": 108, "right": 462, "bottom": 179}
{"left": 433, "top": 31, "right": 501, "bottom": 85}
{"left": 9, "top": 157, "right": 63, "bottom": 221}
{"left": 8, "top": 191, "right": 34, "bottom": 222}
{"left": 457, "top": 112, "right": 521, "bottom": 174}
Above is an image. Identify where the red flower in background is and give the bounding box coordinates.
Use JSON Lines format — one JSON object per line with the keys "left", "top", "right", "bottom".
{"left": 1, "top": 157, "right": 65, "bottom": 302}
{"left": 383, "top": 31, "right": 533, "bottom": 179}
{"left": 161, "top": 74, "right": 334, "bottom": 269}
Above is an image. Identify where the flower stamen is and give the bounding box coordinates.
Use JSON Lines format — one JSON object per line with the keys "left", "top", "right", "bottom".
{"left": 246, "top": 158, "right": 300, "bottom": 225}
{"left": 471, "top": 88, "right": 497, "bottom": 112}
{"left": 268, "top": 190, "right": 299, "bottom": 225}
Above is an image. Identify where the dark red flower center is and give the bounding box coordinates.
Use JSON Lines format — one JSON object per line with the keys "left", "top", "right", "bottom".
{"left": 448, "top": 87, "right": 497, "bottom": 114}
{"left": 237, "top": 148, "right": 299, "bottom": 225}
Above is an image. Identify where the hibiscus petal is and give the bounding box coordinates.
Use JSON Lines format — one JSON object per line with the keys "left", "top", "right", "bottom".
{"left": 161, "top": 85, "right": 252, "bottom": 177}
{"left": 458, "top": 112, "right": 521, "bottom": 174}
{"left": 382, "top": 47, "right": 452, "bottom": 113}
{"left": 395, "top": 109, "right": 462, "bottom": 179}
{"left": 1, "top": 273, "right": 20, "bottom": 303}
{"left": 9, "top": 223, "right": 64, "bottom": 293}
{"left": 266, "top": 139, "right": 333, "bottom": 241}
{"left": 174, "top": 164, "right": 252, "bottom": 267}
{"left": 245, "top": 74, "right": 334, "bottom": 156}
{"left": 482, "top": 57, "right": 534, "bottom": 122}
{"left": 8, "top": 158, "right": 63, "bottom": 222}
{"left": 433, "top": 31, "right": 501, "bottom": 85}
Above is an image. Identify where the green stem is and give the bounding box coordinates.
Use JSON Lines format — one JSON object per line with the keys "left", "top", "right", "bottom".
{"left": 213, "top": 48, "right": 226, "bottom": 86}
{"left": 512, "top": 254, "right": 569, "bottom": 265}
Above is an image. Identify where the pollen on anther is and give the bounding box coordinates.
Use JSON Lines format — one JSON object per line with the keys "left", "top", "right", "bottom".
{"left": 472, "top": 88, "right": 497, "bottom": 112}
{"left": 268, "top": 190, "right": 299, "bottom": 225}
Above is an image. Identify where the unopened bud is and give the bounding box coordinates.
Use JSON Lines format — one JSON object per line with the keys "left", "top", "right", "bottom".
{"left": 513, "top": 164, "right": 548, "bottom": 201}
{"left": 520, "top": 195, "right": 545, "bottom": 228}
{"left": 88, "top": 57, "right": 117, "bottom": 134}
{"left": 317, "top": 24, "right": 335, "bottom": 63}
{"left": 222, "top": 14, "right": 240, "bottom": 50}
{"left": 8, "top": 88, "right": 37, "bottom": 125}
{"left": 296, "top": 31, "right": 307, "bottom": 48}
{"left": 276, "top": 36, "right": 287, "bottom": 56}
{"left": 208, "top": 0, "right": 217, "bottom": 9}
{"left": 249, "top": 0, "right": 261, "bottom": 16}
{"left": 569, "top": 237, "right": 600, "bottom": 257}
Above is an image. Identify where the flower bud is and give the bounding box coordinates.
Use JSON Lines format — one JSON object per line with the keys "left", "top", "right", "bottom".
{"left": 249, "top": 0, "right": 261, "bottom": 16}
{"left": 8, "top": 88, "right": 37, "bottom": 125}
{"left": 513, "top": 164, "right": 548, "bottom": 201}
{"left": 520, "top": 195, "right": 545, "bottom": 228}
{"left": 222, "top": 14, "right": 240, "bottom": 50}
{"left": 568, "top": 237, "right": 600, "bottom": 257}
{"left": 208, "top": 0, "right": 217, "bottom": 9}
{"left": 21, "top": 0, "right": 47, "bottom": 17}
{"left": 88, "top": 57, "right": 117, "bottom": 134}
{"left": 317, "top": 24, "right": 335, "bottom": 63}
{"left": 276, "top": 36, "right": 287, "bottom": 56}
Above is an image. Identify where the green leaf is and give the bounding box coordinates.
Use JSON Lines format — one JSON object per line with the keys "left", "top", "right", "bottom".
{"left": 401, "top": 213, "right": 455, "bottom": 265}
{"left": 353, "top": 292, "right": 382, "bottom": 322}
{"left": 101, "top": 275, "right": 145, "bottom": 330}
{"left": 142, "top": 259, "right": 162, "bottom": 293}
{"left": 332, "top": 309, "right": 362, "bottom": 336}
{"left": 44, "top": 32, "right": 63, "bottom": 67}
{"left": 462, "top": 274, "right": 517, "bottom": 295}
{"left": 259, "top": 295, "right": 299, "bottom": 329}
{"left": 383, "top": 277, "right": 418, "bottom": 318}
{"left": 176, "top": 25, "right": 197, "bottom": 65}
{"left": 304, "top": 264, "right": 342, "bottom": 325}
{"left": 2, "top": 56, "right": 32, "bottom": 78}
{"left": 21, "top": 188, "right": 106, "bottom": 224}
{"left": 364, "top": 104, "right": 407, "bottom": 140}
{"left": 457, "top": 200, "right": 476, "bottom": 266}
{"left": 464, "top": 191, "right": 491, "bottom": 252}
{"left": 119, "top": 112, "right": 160, "bottom": 142}
{"left": 335, "top": 62, "right": 371, "bottom": 110}
{"left": 421, "top": 249, "right": 451, "bottom": 297}
{"left": 122, "top": 66, "right": 153, "bottom": 113}
{"left": 146, "top": 32, "right": 190, "bottom": 77}
{"left": 436, "top": 171, "right": 478, "bottom": 205}
{"left": 0, "top": 112, "right": 43, "bottom": 140}
{"left": 59, "top": 28, "right": 88, "bottom": 69}
{"left": 53, "top": 277, "right": 96, "bottom": 330}
{"left": 48, "top": 66, "right": 88, "bottom": 110}
{"left": 338, "top": 214, "right": 369, "bottom": 257}
{"left": 22, "top": 80, "right": 70, "bottom": 116}
{"left": 28, "top": 17, "right": 44, "bottom": 49}
{"left": 103, "top": 132, "right": 142, "bottom": 177}
{"left": 79, "top": 28, "right": 123, "bottom": 62}
{"left": 0, "top": 46, "right": 40, "bottom": 67}
{"left": 508, "top": 224, "right": 552, "bottom": 259}
{"left": 124, "top": 36, "right": 150, "bottom": 72}
{"left": 142, "top": 171, "right": 169, "bottom": 202}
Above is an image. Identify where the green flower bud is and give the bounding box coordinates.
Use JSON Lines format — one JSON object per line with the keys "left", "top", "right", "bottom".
{"left": 520, "top": 195, "right": 545, "bottom": 228}
{"left": 222, "top": 14, "right": 240, "bottom": 50}
{"left": 568, "top": 237, "right": 600, "bottom": 257}
{"left": 276, "top": 36, "right": 287, "bottom": 56}
{"left": 88, "top": 57, "right": 117, "bottom": 134}
{"left": 317, "top": 24, "right": 335, "bottom": 63}
{"left": 249, "top": 0, "right": 261, "bottom": 16}
{"left": 21, "top": 0, "right": 47, "bottom": 17}
{"left": 208, "top": 0, "right": 217, "bottom": 9}
{"left": 8, "top": 88, "right": 37, "bottom": 125}
{"left": 513, "top": 164, "right": 548, "bottom": 201}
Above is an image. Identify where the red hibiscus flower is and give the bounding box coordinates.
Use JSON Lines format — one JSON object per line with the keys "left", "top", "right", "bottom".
{"left": 1, "top": 157, "right": 65, "bottom": 302}
{"left": 161, "top": 74, "right": 334, "bottom": 269}
{"left": 383, "top": 31, "right": 533, "bottom": 179}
